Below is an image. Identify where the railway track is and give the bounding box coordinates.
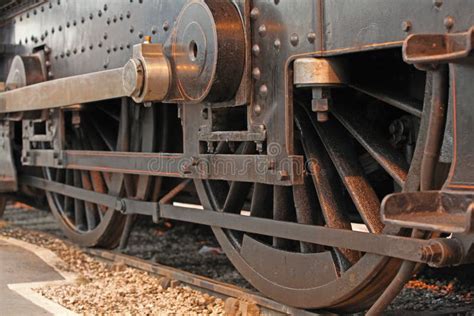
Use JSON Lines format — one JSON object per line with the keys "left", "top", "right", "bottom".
{"left": 2, "top": 205, "right": 474, "bottom": 315}
{"left": 84, "top": 248, "right": 320, "bottom": 316}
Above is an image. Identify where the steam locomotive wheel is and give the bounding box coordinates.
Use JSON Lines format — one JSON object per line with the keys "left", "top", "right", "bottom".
{"left": 196, "top": 79, "right": 433, "bottom": 311}
{"left": 44, "top": 99, "right": 157, "bottom": 248}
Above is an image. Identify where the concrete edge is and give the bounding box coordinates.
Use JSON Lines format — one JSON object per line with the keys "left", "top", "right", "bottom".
{"left": 0, "top": 236, "right": 79, "bottom": 316}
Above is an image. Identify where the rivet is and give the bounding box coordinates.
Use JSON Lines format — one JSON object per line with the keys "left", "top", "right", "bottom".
{"left": 252, "top": 68, "right": 261, "bottom": 80}
{"left": 444, "top": 16, "right": 454, "bottom": 30}
{"left": 401, "top": 20, "right": 412, "bottom": 32}
{"left": 252, "top": 44, "right": 261, "bottom": 56}
{"left": 290, "top": 33, "right": 299, "bottom": 46}
{"left": 254, "top": 104, "right": 262, "bottom": 116}
{"left": 259, "top": 85, "right": 269, "bottom": 98}
{"left": 258, "top": 25, "right": 267, "bottom": 37}
{"left": 307, "top": 32, "right": 317, "bottom": 43}
{"left": 250, "top": 7, "right": 260, "bottom": 20}
{"left": 274, "top": 39, "right": 281, "bottom": 50}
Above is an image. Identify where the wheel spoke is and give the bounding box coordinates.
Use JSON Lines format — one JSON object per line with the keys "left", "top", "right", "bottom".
{"left": 332, "top": 104, "right": 409, "bottom": 186}
{"left": 295, "top": 109, "right": 361, "bottom": 266}
{"left": 80, "top": 170, "right": 99, "bottom": 230}
{"left": 73, "top": 169, "right": 87, "bottom": 231}
{"left": 293, "top": 178, "right": 323, "bottom": 253}
{"left": 90, "top": 116, "right": 116, "bottom": 151}
{"left": 273, "top": 186, "right": 296, "bottom": 250}
{"left": 310, "top": 116, "right": 384, "bottom": 234}
{"left": 351, "top": 84, "right": 423, "bottom": 118}
{"left": 223, "top": 182, "right": 252, "bottom": 214}
{"left": 250, "top": 184, "right": 273, "bottom": 218}
{"left": 54, "top": 168, "right": 65, "bottom": 205}
{"left": 63, "top": 170, "right": 74, "bottom": 217}
{"left": 97, "top": 105, "right": 120, "bottom": 122}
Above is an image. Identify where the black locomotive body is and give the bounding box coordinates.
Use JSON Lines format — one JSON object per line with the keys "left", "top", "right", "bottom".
{"left": 1, "top": 0, "right": 474, "bottom": 312}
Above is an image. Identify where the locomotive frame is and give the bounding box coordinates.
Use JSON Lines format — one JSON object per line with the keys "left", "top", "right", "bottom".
{"left": 1, "top": 0, "right": 474, "bottom": 313}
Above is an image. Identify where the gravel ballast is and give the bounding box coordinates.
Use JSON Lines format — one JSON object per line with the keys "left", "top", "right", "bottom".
{"left": 1, "top": 206, "right": 225, "bottom": 315}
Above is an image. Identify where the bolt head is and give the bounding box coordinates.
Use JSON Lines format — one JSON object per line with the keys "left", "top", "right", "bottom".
{"left": 401, "top": 21, "right": 412, "bottom": 32}
{"left": 290, "top": 34, "right": 299, "bottom": 47}
{"left": 444, "top": 16, "right": 454, "bottom": 29}
{"left": 433, "top": 0, "right": 443, "bottom": 8}
{"left": 317, "top": 112, "right": 329, "bottom": 123}
{"left": 122, "top": 58, "right": 144, "bottom": 97}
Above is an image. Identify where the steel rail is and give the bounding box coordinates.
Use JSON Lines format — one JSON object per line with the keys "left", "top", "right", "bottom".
{"left": 85, "top": 248, "right": 319, "bottom": 316}
{"left": 20, "top": 176, "right": 465, "bottom": 267}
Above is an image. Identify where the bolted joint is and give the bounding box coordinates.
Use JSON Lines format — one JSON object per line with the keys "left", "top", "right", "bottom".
{"left": 122, "top": 58, "right": 144, "bottom": 97}
{"left": 422, "top": 238, "right": 464, "bottom": 268}
{"left": 312, "top": 87, "right": 332, "bottom": 123}
{"left": 115, "top": 199, "right": 127, "bottom": 214}
{"left": 123, "top": 43, "right": 172, "bottom": 104}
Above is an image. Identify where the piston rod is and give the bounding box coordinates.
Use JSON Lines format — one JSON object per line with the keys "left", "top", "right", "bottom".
{"left": 0, "top": 43, "right": 170, "bottom": 113}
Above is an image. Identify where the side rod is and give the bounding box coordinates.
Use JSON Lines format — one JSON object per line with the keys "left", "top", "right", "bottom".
{"left": 20, "top": 175, "right": 464, "bottom": 268}
{"left": 0, "top": 68, "right": 126, "bottom": 113}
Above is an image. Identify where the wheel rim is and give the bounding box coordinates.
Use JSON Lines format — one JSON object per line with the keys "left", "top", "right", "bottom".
{"left": 196, "top": 68, "right": 434, "bottom": 311}
{"left": 44, "top": 99, "right": 158, "bottom": 248}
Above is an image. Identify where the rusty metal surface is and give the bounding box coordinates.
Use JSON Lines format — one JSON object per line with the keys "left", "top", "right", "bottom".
{"left": 1, "top": 0, "right": 474, "bottom": 313}
{"left": 382, "top": 191, "right": 474, "bottom": 234}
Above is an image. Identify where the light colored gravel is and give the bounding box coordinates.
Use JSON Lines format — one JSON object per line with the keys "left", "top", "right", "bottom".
{"left": 0, "top": 224, "right": 225, "bottom": 315}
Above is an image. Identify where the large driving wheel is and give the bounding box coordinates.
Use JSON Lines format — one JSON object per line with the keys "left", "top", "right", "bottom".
{"left": 44, "top": 99, "right": 161, "bottom": 248}
{"left": 196, "top": 55, "right": 435, "bottom": 312}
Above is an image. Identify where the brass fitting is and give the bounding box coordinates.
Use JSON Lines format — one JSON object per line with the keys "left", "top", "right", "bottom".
{"left": 122, "top": 43, "right": 171, "bottom": 103}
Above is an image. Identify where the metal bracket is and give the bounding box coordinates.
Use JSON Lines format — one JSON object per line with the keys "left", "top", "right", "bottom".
{"left": 403, "top": 27, "right": 474, "bottom": 65}
{"left": 382, "top": 191, "right": 474, "bottom": 234}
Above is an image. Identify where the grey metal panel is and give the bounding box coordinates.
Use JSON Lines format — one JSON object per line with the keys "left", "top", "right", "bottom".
{"left": 322, "top": 0, "right": 474, "bottom": 54}
{"left": 7, "top": 0, "right": 189, "bottom": 78}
